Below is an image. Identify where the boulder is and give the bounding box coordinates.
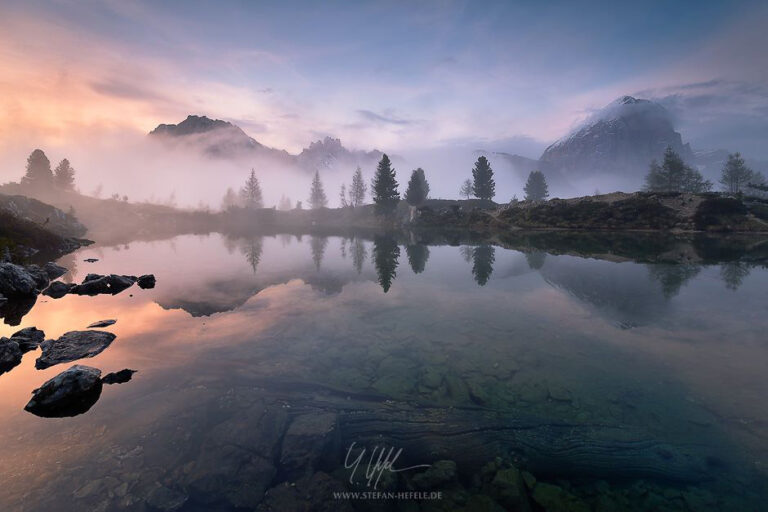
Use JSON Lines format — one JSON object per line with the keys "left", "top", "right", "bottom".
{"left": 24, "top": 365, "right": 103, "bottom": 417}
{"left": 137, "top": 274, "right": 156, "bottom": 289}
{"left": 71, "top": 274, "right": 137, "bottom": 296}
{"left": 87, "top": 319, "right": 116, "bottom": 328}
{"left": 43, "top": 262, "right": 68, "bottom": 280}
{"left": 23, "top": 265, "right": 51, "bottom": 291}
{"left": 10, "top": 326, "right": 45, "bottom": 352}
{"left": 102, "top": 368, "right": 136, "bottom": 384}
{"left": 0, "top": 337, "right": 23, "bottom": 374}
{"left": 0, "top": 263, "right": 38, "bottom": 296}
{"left": 36, "top": 330, "right": 117, "bottom": 369}
{"left": 42, "top": 281, "right": 75, "bottom": 299}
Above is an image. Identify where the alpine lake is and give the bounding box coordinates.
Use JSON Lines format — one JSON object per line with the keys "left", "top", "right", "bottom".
{"left": 1, "top": 231, "right": 767, "bottom": 511}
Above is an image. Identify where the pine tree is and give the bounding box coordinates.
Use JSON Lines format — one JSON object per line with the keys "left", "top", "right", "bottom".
{"left": 645, "top": 147, "right": 712, "bottom": 193}
{"left": 373, "top": 234, "right": 400, "bottom": 292}
{"left": 719, "top": 153, "right": 755, "bottom": 194}
{"left": 471, "top": 156, "right": 495, "bottom": 200}
{"left": 240, "top": 169, "right": 264, "bottom": 209}
{"left": 21, "top": 149, "right": 53, "bottom": 188}
{"left": 53, "top": 158, "right": 76, "bottom": 190}
{"left": 309, "top": 170, "right": 328, "bottom": 209}
{"left": 221, "top": 187, "right": 240, "bottom": 210}
{"left": 524, "top": 170, "right": 549, "bottom": 202}
{"left": 404, "top": 168, "right": 429, "bottom": 206}
{"left": 460, "top": 179, "right": 473, "bottom": 199}
{"left": 371, "top": 154, "right": 400, "bottom": 216}
{"left": 350, "top": 166, "right": 367, "bottom": 207}
{"left": 339, "top": 184, "right": 349, "bottom": 208}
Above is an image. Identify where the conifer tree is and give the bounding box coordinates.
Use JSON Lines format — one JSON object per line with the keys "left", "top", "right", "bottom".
{"left": 719, "top": 153, "right": 755, "bottom": 193}
{"left": 350, "top": 166, "right": 367, "bottom": 207}
{"left": 339, "top": 184, "right": 349, "bottom": 208}
{"left": 471, "top": 156, "right": 495, "bottom": 200}
{"left": 21, "top": 149, "right": 53, "bottom": 188}
{"left": 524, "top": 170, "right": 549, "bottom": 202}
{"left": 645, "top": 147, "right": 712, "bottom": 193}
{"left": 309, "top": 170, "right": 328, "bottom": 209}
{"left": 53, "top": 158, "right": 76, "bottom": 190}
{"left": 371, "top": 154, "right": 400, "bottom": 216}
{"left": 240, "top": 169, "right": 264, "bottom": 209}
{"left": 404, "top": 168, "right": 429, "bottom": 206}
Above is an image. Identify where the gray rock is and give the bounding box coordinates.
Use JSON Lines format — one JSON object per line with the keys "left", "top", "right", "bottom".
{"left": 24, "top": 364, "right": 103, "bottom": 417}
{"left": 279, "top": 412, "right": 339, "bottom": 480}
{"left": 146, "top": 485, "right": 187, "bottom": 511}
{"left": 43, "top": 262, "right": 68, "bottom": 280}
{"left": 71, "top": 274, "right": 136, "bottom": 296}
{"left": 0, "top": 295, "right": 36, "bottom": 326}
{"left": 137, "top": 274, "right": 156, "bottom": 289}
{"left": 24, "top": 265, "right": 51, "bottom": 291}
{"left": 0, "top": 337, "right": 22, "bottom": 374}
{"left": 87, "top": 319, "right": 116, "bottom": 328}
{"left": 102, "top": 368, "right": 136, "bottom": 384}
{"left": 36, "top": 330, "right": 117, "bottom": 369}
{"left": 0, "top": 263, "right": 38, "bottom": 296}
{"left": 42, "top": 280, "right": 75, "bottom": 299}
{"left": 10, "top": 326, "right": 45, "bottom": 352}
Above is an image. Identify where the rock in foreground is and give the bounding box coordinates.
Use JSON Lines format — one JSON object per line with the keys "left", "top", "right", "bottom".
{"left": 0, "top": 337, "right": 23, "bottom": 375}
{"left": 36, "top": 330, "right": 117, "bottom": 369}
{"left": 0, "top": 263, "right": 39, "bottom": 297}
{"left": 24, "top": 365, "right": 103, "bottom": 417}
{"left": 10, "top": 326, "right": 45, "bottom": 352}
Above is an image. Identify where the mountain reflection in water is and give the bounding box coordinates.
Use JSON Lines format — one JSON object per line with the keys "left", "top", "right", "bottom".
{"left": 0, "top": 232, "right": 767, "bottom": 511}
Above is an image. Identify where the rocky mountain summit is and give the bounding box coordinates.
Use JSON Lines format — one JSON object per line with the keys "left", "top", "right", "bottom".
{"left": 149, "top": 115, "right": 385, "bottom": 173}
{"left": 539, "top": 96, "right": 694, "bottom": 185}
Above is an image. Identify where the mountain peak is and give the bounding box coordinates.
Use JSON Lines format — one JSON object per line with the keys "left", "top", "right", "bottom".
{"left": 149, "top": 115, "right": 236, "bottom": 137}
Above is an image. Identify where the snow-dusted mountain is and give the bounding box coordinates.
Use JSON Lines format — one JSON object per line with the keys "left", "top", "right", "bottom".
{"left": 539, "top": 96, "right": 695, "bottom": 188}
{"left": 149, "top": 115, "right": 385, "bottom": 173}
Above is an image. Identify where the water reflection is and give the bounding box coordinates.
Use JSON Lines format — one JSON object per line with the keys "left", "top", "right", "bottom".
{"left": 1, "top": 232, "right": 768, "bottom": 510}
{"left": 471, "top": 245, "right": 495, "bottom": 286}
{"left": 372, "top": 235, "right": 399, "bottom": 292}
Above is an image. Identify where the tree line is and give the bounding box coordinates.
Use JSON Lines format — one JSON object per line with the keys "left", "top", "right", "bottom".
{"left": 18, "top": 149, "right": 77, "bottom": 191}
{"left": 644, "top": 146, "right": 766, "bottom": 196}
{"left": 221, "top": 154, "right": 552, "bottom": 215}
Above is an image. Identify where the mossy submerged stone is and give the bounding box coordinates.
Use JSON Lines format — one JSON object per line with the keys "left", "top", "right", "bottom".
{"left": 532, "top": 482, "right": 590, "bottom": 512}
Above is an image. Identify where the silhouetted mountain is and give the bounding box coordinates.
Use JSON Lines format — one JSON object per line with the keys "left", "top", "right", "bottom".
{"left": 149, "top": 115, "right": 386, "bottom": 172}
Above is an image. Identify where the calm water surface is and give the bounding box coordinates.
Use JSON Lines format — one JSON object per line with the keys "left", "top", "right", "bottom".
{"left": 1, "top": 233, "right": 767, "bottom": 511}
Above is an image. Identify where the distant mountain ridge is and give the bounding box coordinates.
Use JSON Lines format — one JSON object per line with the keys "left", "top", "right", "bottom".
{"left": 149, "top": 115, "right": 385, "bottom": 173}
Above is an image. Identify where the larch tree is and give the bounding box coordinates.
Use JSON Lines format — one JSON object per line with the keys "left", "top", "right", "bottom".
{"left": 719, "top": 153, "right": 755, "bottom": 194}
{"left": 460, "top": 179, "right": 473, "bottom": 199}
{"left": 240, "top": 169, "right": 264, "bottom": 209}
{"left": 309, "top": 170, "right": 328, "bottom": 209}
{"left": 645, "top": 147, "right": 712, "bottom": 193}
{"left": 339, "top": 183, "right": 349, "bottom": 208}
{"left": 350, "top": 166, "right": 367, "bottom": 207}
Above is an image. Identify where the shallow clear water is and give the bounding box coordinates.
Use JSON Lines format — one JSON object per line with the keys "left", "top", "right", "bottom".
{"left": 1, "top": 233, "right": 767, "bottom": 511}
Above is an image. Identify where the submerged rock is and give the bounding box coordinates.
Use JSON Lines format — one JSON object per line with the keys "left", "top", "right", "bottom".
{"left": 42, "top": 281, "right": 75, "bottom": 299}
{"left": 137, "top": 274, "right": 156, "bottom": 289}
{"left": 36, "top": 330, "right": 117, "bottom": 369}
{"left": 279, "top": 412, "right": 339, "bottom": 480}
{"left": 87, "top": 319, "right": 117, "bottom": 328}
{"left": 102, "top": 368, "right": 136, "bottom": 384}
{"left": 24, "top": 365, "right": 103, "bottom": 418}
{"left": 10, "top": 326, "right": 45, "bottom": 352}
{"left": 83, "top": 258, "right": 99, "bottom": 263}
{"left": 0, "top": 337, "right": 23, "bottom": 374}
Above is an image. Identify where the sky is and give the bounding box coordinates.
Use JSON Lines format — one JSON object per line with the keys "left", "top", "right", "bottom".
{"left": 1, "top": 0, "right": 767, "bottom": 202}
